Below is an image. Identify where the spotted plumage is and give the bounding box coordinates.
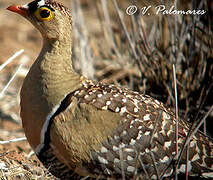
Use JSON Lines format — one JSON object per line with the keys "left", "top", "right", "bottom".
{"left": 7, "top": 0, "right": 213, "bottom": 179}
{"left": 46, "top": 79, "right": 212, "bottom": 179}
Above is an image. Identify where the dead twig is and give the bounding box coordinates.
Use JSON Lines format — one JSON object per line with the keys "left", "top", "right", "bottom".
{"left": 0, "top": 137, "right": 27, "bottom": 145}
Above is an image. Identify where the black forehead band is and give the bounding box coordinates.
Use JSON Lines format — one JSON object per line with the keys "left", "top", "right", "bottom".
{"left": 28, "top": 0, "right": 55, "bottom": 13}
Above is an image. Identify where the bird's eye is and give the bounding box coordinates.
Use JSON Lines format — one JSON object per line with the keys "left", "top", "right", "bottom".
{"left": 34, "top": 7, "right": 54, "bottom": 21}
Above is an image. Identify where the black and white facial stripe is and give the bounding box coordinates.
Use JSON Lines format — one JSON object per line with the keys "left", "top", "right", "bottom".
{"left": 23, "top": 0, "right": 54, "bottom": 13}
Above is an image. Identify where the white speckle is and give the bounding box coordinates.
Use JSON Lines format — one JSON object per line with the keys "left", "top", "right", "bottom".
{"left": 145, "top": 148, "right": 150, "bottom": 153}
{"left": 101, "top": 147, "right": 108, "bottom": 153}
{"left": 120, "top": 106, "right": 127, "bottom": 115}
{"left": 160, "top": 156, "right": 169, "bottom": 163}
{"left": 92, "top": 99, "right": 96, "bottom": 103}
{"left": 130, "top": 120, "right": 135, "bottom": 125}
{"left": 183, "top": 129, "right": 188, "bottom": 136}
{"left": 132, "top": 98, "right": 140, "bottom": 104}
{"left": 177, "top": 138, "right": 183, "bottom": 144}
{"left": 83, "top": 82, "right": 88, "bottom": 87}
{"left": 127, "top": 114, "right": 132, "bottom": 118}
{"left": 38, "top": 0, "right": 45, "bottom": 7}
{"left": 162, "top": 119, "right": 167, "bottom": 128}
{"left": 124, "top": 148, "right": 134, "bottom": 152}
{"left": 148, "top": 124, "right": 154, "bottom": 129}
{"left": 122, "top": 98, "right": 127, "bottom": 103}
{"left": 119, "top": 143, "right": 126, "bottom": 148}
{"left": 137, "top": 133, "right": 142, "bottom": 140}
{"left": 0, "top": 162, "right": 7, "bottom": 170}
{"left": 160, "top": 129, "right": 166, "bottom": 136}
{"left": 102, "top": 106, "right": 108, "bottom": 110}
{"left": 179, "top": 164, "right": 185, "bottom": 173}
{"left": 144, "top": 100, "right": 151, "bottom": 104}
{"left": 191, "top": 153, "right": 200, "bottom": 162}
{"left": 130, "top": 139, "right": 136, "bottom": 145}
{"left": 113, "top": 94, "right": 119, "bottom": 98}
{"left": 153, "top": 133, "right": 158, "bottom": 138}
{"left": 140, "top": 152, "right": 145, "bottom": 156}
{"left": 179, "top": 163, "right": 192, "bottom": 173}
{"left": 74, "top": 90, "right": 80, "bottom": 95}
{"left": 155, "top": 100, "right": 160, "bottom": 105}
{"left": 163, "top": 111, "right": 170, "bottom": 120}
{"left": 114, "top": 158, "right": 120, "bottom": 163}
{"left": 138, "top": 126, "right": 143, "bottom": 129}
{"left": 151, "top": 146, "right": 158, "bottom": 152}
{"left": 104, "top": 168, "right": 111, "bottom": 175}
{"left": 113, "top": 146, "right": 119, "bottom": 151}
{"left": 98, "top": 156, "right": 108, "bottom": 164}
{"left": 127, "top": 166, "right": 135, "bottom": 172}
{"left": 84, "top": 94, "right": 89, "bottom": 99}
{"left": 106, "top": 101, "right": 111, "bottom": 105}
{"left": 190, "top": 140, "right": 196, "bottom": 148}
{"left": 122, "top": 130, "right": 127, "bottom": 136}
{"left": 88, "top": 91, "right": 93, "bottom": 95}
{"left": 143, "top": 114, "right": 150, "bottom": 121}
{"left": 167, "top": 129, "right": 173, "bottom": 136}
{"left": 103, "top": 91, "right": 107, "bottom": 95}
{"left": 135, "top": 119, "right": 140, "bottom": 122}
{"left": 136, "top": 130, "right": 143, "bottom": 140}
{"left": 138, "top": 94, "right": 144, "bottom": 98}
{"left": 164, "top": 141, "right": 172, "bottom": 149}
{"left": 127, "top": 155, "right": 134, "bottom": 161}
{"left": 115, "top": 107, "right": 120, "bottom": 112}
{"left": 114, "top": 135, "right": 119, "bottom": 140}
{"left": 97, "top": 94, "right": 103, "bottom": 98}
{"left": 151, "top": 175, "right": 157, "bottom": 179}
{"left": 134, "top": 107, "right": 138, "bottom": 113}
{"left": 144, "top": 131, "right": 150, "bottom": 136}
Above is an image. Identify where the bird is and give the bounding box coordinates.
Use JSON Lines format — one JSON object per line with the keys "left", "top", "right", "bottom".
{"left": 7, "top": 0, "right": 213, "bottom": 179}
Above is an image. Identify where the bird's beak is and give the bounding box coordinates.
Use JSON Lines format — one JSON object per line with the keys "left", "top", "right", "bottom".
{"left": 7, "top": 5, "right": 28, "bottom": 17}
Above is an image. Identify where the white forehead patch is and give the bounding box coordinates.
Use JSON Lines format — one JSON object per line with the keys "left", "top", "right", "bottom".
{"left": 38, "top": 0, "right": 45, "bottom": 7}
{"left": 21, "top": 0, "right": 45, "bottom": 10}
{"left": 22, "top": 4, "right": 29, "bottom": 9}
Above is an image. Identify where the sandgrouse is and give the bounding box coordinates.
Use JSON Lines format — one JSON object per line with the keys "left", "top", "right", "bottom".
{"left": 7, "top": 0, "right": 213, "bottom": 179}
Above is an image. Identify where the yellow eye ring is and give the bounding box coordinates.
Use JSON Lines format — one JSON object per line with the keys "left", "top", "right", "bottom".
{"left": 34, "top": 7, "right": 54, "bottom": 22}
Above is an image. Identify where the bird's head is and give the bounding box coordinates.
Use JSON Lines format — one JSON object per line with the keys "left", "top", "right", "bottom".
{"left": 7, "top": 0, "right": 72, "bottom": 41}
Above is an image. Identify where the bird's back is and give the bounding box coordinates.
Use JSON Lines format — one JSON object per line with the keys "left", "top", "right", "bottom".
{"left": 40, "top": 79, "right": 213, "bottom": 179}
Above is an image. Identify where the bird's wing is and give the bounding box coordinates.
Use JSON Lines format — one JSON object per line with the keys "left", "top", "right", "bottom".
{"left": 48, "top": 81, "right": 212, "bottom": 178}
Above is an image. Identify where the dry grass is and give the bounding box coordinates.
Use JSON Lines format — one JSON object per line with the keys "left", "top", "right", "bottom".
{"left": 0, "top": 0, "right": 212, "bottom": 179}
